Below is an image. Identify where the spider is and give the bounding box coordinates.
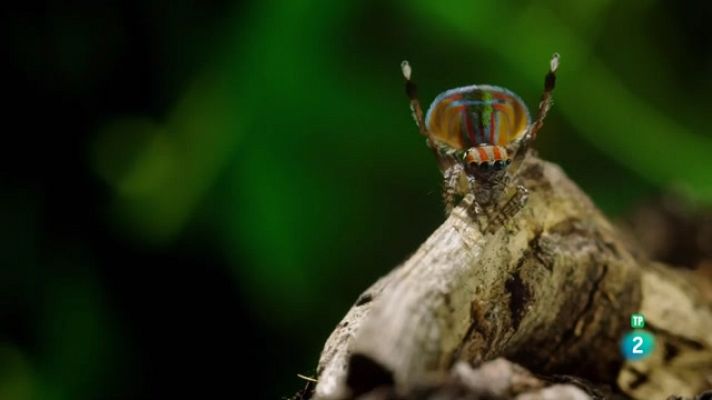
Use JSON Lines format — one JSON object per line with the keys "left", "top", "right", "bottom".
{"left": 401, "top": 53, "right": 559, "bottom": 232}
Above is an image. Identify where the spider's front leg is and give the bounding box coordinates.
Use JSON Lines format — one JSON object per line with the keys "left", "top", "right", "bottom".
{"left": 442, "top": 162, "right": 485, "bottom": 216}
{"left": 484, "top": 185, "right": 529, "bottom": 233}
{"left": 442, "top": 163, "right": 464, "bottom": 215}
{"left": 443, "top": 164, "right": 489, "bottom": 231}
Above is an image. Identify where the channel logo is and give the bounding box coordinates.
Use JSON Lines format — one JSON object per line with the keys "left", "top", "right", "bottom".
{"left": 620, "top": 313, "right": 655, "bottom": 361}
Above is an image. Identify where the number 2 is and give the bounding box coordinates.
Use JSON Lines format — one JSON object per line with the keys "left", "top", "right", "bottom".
{"left": 632, "top": 336, "right": 644, "bottom": 354}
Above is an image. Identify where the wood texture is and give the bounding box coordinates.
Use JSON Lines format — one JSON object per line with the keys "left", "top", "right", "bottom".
{"left": 313, "top": 156, "right": 712, "bottom": 400}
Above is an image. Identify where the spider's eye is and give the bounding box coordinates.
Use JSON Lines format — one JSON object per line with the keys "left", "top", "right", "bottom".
{"left": 506, "top": 159, "right": 512, "bottom": 165}
{"left": 479, "top": 162, "right": 492, "bottom": 171}
{"left": 494, "top": 160, "right": 506, "bottom": 170}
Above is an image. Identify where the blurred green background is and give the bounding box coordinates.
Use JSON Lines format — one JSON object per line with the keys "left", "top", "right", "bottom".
{"left": 2, "top": 0, "right": 711, "bottom": 399}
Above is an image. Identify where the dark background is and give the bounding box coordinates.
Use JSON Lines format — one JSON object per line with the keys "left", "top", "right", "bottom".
{"left": 2, "top": 1, "right": 711, "bottom": 399}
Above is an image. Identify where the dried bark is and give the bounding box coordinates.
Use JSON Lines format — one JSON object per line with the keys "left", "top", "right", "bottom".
{"left": 311, "top": 156, "right": 712, "bottom": 400}
{"left": 352, "top": 358, "right": 599, "bottom": 400}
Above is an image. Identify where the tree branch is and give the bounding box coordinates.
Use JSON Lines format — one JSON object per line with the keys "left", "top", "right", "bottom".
{"left": 313, "top": 156, "right": 712, "bottom": 400}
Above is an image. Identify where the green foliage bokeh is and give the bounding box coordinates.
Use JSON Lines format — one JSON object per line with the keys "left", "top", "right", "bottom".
{"left": 3, "top": 0, "right": 711, "bottom": 399}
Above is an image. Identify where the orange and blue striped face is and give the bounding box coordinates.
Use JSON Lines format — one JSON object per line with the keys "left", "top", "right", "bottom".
{"left": 425, "top": 85, "right": 531, "bottom": 151}
{"left": 464, "top": 145, "right": 511, "bottom": 172}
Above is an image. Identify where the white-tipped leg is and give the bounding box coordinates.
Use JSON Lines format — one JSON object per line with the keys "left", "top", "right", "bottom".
{"left": 401, "top": 60, "right": 429, "bottom": 138}
{"left": 402, "top": 60, "right": 449, "bottom": 169}
{"left": 529, "top": 52, "right": 559, "bottom": 141}
{"left": 400, "top": 60, "right": 412, "bottom": 81}
{"left": 511, "top": 53, "right": 560, "bottom": 169}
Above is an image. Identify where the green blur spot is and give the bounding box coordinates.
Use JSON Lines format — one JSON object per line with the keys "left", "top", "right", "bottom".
{"left": 38, "top": 273, "right": 121, "bottom": 400}
{"left": 0, "top": 345, "right": 36, "bottom": 400}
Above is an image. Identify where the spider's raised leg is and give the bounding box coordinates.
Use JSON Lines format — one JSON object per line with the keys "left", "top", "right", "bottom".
{"left": 513, "top": 53, "right": 560, "bottom": 167}
{"left": 401, "top": 60, "right": 448, "bottom": 170}
{"left": 401, "top": 60, "right": 427, "bottom": 137}
{"left": 493, "top": 52, "right": 558, "bottom": 229}
{"left": 530, "top": 53, "right": 559, "bottom": 140}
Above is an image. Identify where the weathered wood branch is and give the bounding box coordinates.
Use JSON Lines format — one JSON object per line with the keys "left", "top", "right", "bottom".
{"left": 313, "top": 156, "right": 712, "bottom": 400}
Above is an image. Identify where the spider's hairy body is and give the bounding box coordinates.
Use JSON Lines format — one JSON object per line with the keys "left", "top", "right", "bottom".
{"left": 401, "top": 54, "right": 559, "bottom": 229}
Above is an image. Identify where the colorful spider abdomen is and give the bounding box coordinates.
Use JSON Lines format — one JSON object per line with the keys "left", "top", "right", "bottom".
{"left": 425, "top": 85, "right": 531, "bottom": 151}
